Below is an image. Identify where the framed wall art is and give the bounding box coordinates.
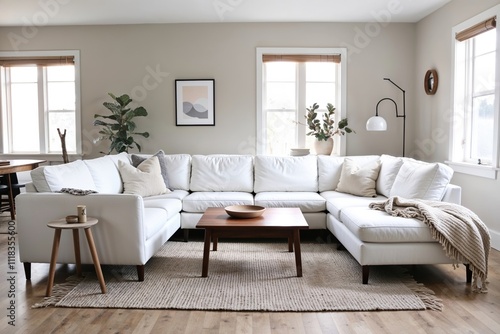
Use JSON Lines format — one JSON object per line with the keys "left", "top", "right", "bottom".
{"left": 175, "top": 79, "right": 215, "bottom": 126}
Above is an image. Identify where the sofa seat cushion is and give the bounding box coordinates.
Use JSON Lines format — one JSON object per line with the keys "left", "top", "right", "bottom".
{"left": 321, "top": 191, "right": 386, "bottom": 220}
{"left": 182, "top": 192, "right": 254, "bottom": 213}
{"left": 339, "top": 206, "right": 435, "bottom": 243}
{"left": 143, "top": 198, "right": 183, "bottom": 220}
{"left": 146, "top": 190, "right": 189, "bottom": 201}
{"left": 143, "top": 207, "right": 170, "bottom": 240}
{"left": 254, "top": 192, "right": 326, "bottom": 212}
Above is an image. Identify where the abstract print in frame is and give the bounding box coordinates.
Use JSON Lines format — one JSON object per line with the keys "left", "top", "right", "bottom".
{"left": 175, "top": 79, "right": 215, "bottom": 126}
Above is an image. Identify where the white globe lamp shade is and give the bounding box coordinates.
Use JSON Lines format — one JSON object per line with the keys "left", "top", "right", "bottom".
{"left": 366, "top": 116, "right": 387, "bottom": 131}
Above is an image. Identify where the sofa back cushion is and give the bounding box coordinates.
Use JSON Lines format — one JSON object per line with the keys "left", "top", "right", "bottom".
{"left": 190, "top": 155, "right": 254, "bottom": 192}
{"left": 131, "top": 153, "right": 191, "bottom": 191}
{"left": 318, "top": 155, "right": 380, "bottom": 192}
{"left": 254, "top": 155, "right": 318, "bottom": 192}
{"left": 84, "top": 153, "right": 129, "bottom": 193}
{"left": 389, "top": 158, "right": 453, "bottom": 201}
{"left": 31, "top": 160, "right": 97, "bottom": 192}
{"left": 376, "top": 154, "right": 404, "bottom": 197}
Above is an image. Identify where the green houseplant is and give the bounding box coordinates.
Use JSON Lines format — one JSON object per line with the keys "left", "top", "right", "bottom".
{"left": 94, "top": 93, "right": 150, "bottom": 155}
{"left": 305, "top": 103, "right": 354, "bottom": 155}
{"left": 305, "top": 103, "right": 353, "bottom": 140}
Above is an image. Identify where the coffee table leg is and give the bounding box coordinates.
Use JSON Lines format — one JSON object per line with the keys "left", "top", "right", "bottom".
{"left": 293, "top": 229, "right": 303, "bottom": 277}
{"left": 202, "top": 229, "right": 211, "bottom": 277}
{"left": 288, "top": 236, "right": 293, "bottom": 252}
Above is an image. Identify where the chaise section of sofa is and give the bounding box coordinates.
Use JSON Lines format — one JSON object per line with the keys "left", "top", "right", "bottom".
{"left": 321, "top": 154, "right": 468, "bottom": 283}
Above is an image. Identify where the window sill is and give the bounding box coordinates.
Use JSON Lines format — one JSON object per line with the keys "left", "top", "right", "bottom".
{"left": 445, "top": 161, "right": 498, "bottom": 179}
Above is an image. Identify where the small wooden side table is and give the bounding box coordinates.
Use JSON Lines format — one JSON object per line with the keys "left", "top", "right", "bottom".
{"left": 46, "top": 217, "right": 106, "bottom": 297}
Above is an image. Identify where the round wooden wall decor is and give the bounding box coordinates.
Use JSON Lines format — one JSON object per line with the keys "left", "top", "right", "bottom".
{"left": 424, "top": 69, "right": 438, "bottom": 95}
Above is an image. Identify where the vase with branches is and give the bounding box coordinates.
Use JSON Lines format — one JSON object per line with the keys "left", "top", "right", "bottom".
{"left": 304, "top": 103, "right": 354, "bottom": 155}
{"left": 305, "top": 103, "right": 353, "bottom": 140}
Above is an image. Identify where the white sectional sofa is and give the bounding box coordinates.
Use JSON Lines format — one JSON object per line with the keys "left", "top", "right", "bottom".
{"left": 16, "top": 152, "right": 466, "bottom": 284}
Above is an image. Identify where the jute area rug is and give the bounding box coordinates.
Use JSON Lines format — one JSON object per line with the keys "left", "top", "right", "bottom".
{"left": 34, "top": 241, "right": 441, "bottom": 311}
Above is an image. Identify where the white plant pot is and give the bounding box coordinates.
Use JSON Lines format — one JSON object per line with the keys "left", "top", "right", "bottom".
{"left": 314, "top": 138, "right": 334, "bottom": 155}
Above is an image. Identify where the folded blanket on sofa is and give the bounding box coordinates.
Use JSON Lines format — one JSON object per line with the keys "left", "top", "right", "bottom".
{"left": 369, "top": 196, "right": 490, "bottom": 292}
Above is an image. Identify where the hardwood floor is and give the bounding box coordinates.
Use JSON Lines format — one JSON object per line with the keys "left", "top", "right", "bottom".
{"left": 1, "top": 218, "right": 499, "bottom": 334}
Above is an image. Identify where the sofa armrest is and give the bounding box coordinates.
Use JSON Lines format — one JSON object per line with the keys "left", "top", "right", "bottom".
{"left": 15, "top": 192, "right": 148, "bottom": 265}
{"left": 442, "top": 184, "right": 461, "bottom": 205}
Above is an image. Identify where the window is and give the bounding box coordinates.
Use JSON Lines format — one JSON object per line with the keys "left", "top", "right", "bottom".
{"left": 450, "top": 6, "right": 500, "bottom": 178}
{"left": 256, "top": 48, "right": 347, "bottom": 156}
{"left": 0, "top": 51, "right": 81, "bottom": 158}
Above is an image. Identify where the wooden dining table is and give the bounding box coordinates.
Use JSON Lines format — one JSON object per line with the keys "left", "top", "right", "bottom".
{"left": 0, "top": 159, "right": 46, "bottom": 219}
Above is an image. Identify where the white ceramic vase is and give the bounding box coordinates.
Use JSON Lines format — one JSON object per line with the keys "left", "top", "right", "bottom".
{"left": 314, "top": 137, "right": 334, "bottom": 155}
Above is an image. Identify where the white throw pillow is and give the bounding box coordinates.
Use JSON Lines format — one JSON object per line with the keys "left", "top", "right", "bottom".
{"left": 376, "top": 154, "right": 404, "bottom": 197}
{"left": 389, "top": 159, "right": 453, "bottom": 201}
{"left": 118, "top": 156, "right": 169, "bottom": 197}
{"left": 336, "top": 158, "right": 381, "bottom": 197}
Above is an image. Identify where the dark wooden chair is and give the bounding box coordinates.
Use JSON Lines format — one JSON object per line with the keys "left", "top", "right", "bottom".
{"left": 0, "top": 173, "right": 26, "bottom": 218}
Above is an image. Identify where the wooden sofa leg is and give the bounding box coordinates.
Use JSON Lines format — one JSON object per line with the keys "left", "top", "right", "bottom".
{"left": 137, "top": 265, "right": 144, "bottom": 281}
{"left": 465, "top": 264, "right": 472, "bottom": 283}
{"left": 362, "top": 266, "right": 369, "bottom": 284}
{"left": 183, "top": 229, "right": 189, "bottom": 242}
{"left": 24, "top": 262, "right": 31, "bottom": 280}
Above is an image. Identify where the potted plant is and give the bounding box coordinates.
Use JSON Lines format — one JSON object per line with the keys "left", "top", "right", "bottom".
{"left": 94, "top": 93, "right": 150, "bottom": 155}
{"left": 305, "top": 103, "right": 354, "bottom": 155}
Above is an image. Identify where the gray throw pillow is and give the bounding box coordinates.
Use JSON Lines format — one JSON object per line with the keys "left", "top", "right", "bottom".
{"left": 131, "top": 150, "right": 170, "bottom": 190}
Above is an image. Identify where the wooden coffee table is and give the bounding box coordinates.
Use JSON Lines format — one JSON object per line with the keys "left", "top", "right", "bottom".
{"left": 196, "top": 207, "right": 309, "bottom": 277}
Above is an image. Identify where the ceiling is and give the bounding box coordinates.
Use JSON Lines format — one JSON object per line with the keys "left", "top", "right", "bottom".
{"left": 0, "top": 0, "right": 451, "bottom": 26}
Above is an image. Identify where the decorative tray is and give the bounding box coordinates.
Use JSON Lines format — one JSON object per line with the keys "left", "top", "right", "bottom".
{"left": 225, "top": 205, "right": 266, "bottom": 219}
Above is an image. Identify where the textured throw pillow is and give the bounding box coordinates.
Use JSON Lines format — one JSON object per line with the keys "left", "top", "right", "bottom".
{"left": 118, "top": 156, "right": 169, "bottom": 197}
{"left": 376, "top": 154, "right": 404, "bottom": 197}
{"left": 389, "top": 159, "right": 453, "bottom": 201}
{"left": 336, "top": 158, "right": 381, "bottom": 197}
{"left": 131, "top": 150, "right": 170, "bottom": 190}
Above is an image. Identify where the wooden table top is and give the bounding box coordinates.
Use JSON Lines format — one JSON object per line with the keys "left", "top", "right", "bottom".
{"left": 196, "top": 207, "right": 309, "bottom": 229}
{"left": 0, "top": 159, "right": 46, "bottom": 175}
{"left": 47, "top": 217, "right": 98, "bottom": 229}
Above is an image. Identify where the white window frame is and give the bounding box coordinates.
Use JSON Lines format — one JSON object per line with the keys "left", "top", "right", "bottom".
{"left": 0, "top": 50, "right": 82, "bottom": 161}
{"left": 448, "top": 5, "right": 500, "bottom": 179}
{"left": 256, "top": 47, "right": 348, "bottom": 156}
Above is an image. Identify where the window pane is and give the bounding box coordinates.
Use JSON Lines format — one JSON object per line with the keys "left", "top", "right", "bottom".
{"left": 266, "top": 111, "right": 296, "bottom": 155}
{"left": 47, "top": 65, "right": 75, "bottom": 81}
{"left": 474, "top": 28, "right": 496, "bottom": 56}
{"left": 306, "top": 62, "right": 336, "bottom": 82}
{"left": 473, "top": 52, "right": 496, "bottom": 93}
{"left": 266, "top": 82, "right": 295, "bottom": 109}
{"left": 10, "top": 83, "right": 39, "bottom": 152}
{"left": 48, "top": 82, "right": 75, "bottom": 110}
{"left": 306, "top": 82, "right": 336, "bottom": 107}
{"left": 265, "top": 62, "right": 296, "bottom": 81}
{"left": 10, "top": 67, "right": 37, "bottom": 82}
{"left": 48, "top": 111, "right": 76, "bottom": 153}
{"left": 470, "top": 94, "right": 494, "bottom": 161}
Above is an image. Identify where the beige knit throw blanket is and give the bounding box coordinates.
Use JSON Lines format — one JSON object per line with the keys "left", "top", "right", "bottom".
{"left": 369, "top": 196, "right": 490, "bottom": 292}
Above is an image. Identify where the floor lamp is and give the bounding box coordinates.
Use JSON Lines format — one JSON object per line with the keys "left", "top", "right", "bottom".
{"left": 365, "top": 78, "right": 406, "bottom": 157}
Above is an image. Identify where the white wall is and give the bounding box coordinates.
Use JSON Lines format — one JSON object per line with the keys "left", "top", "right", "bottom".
{"left": 0, "top": 21, "right": 415, "bottom": 158}
{"left": 415, "top": 0, "right": 500, "bottom": 249}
